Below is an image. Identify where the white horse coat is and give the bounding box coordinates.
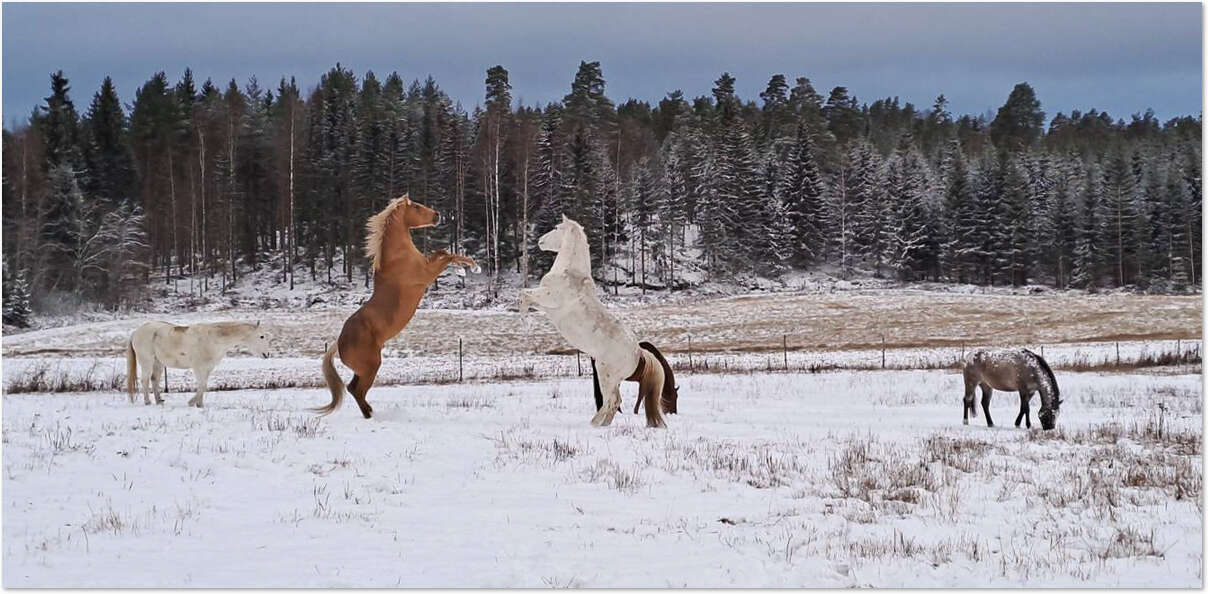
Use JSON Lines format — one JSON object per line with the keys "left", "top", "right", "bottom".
{"left": 521, "top": 216, "right": 665, "bottom": 428}
{"left": 126, "top": 321, "right": 270, "bottom": 407}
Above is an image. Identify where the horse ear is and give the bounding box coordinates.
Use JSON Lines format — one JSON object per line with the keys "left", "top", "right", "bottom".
{"left": 402, "top": 194, "right": 411, "bottom": 204}
{"left": 562, "top": 214, "right": 569, "bottom": 223}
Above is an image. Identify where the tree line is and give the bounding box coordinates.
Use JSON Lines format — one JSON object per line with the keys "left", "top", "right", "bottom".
{"left": 2, "top": 62, "right": 1201, "bottom": 323}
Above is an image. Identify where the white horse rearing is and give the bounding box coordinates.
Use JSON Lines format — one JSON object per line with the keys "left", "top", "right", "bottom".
{"left": 521, "top": 216, "right": 667, "bottom": 428}
{"left": 125, "top": 321, "right": 271, "bottom": 407}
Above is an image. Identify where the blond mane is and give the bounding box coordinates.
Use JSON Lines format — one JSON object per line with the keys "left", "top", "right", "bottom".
{"left": 364, "top": 195, "right": 410, "bottom": 271}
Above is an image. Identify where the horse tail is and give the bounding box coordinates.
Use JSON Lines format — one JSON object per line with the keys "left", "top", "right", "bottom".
{"left": 313, "top": 342, "right": 344, "bottom": 416}
{"left": 590, "top": 357, "right": 604, "bottom": 411}
{"left": 125, "top": 339, "right": 138, "bottom": 400}
{"left": 640, "top": 341, "right": 678, "bottom": 414}
{"left": 1023, "top": 348, "right": 1060, "bottom": 404}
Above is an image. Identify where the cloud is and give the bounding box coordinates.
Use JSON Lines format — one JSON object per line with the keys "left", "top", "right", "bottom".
{"left": 3, "top": 2, "right": 1200, "bottom": 126}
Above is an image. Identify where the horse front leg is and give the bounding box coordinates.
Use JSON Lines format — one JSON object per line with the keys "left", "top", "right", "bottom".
{"left": 980, "top": 384, "right": 994, "bottom": 428}
{"left": 519, "top": 286, "right": 559, "bottom": 312}
{"left": 152, "top": 363, "right": 166, "bottom": 405}
{"left": 187, "top": 367, "right": 212, "bottom": 408}
{"left": 425, "top": 252, "right": 478, "bottom": 284}
{"left": 1015, "top": 391, "right": 1032, "bottom": 428}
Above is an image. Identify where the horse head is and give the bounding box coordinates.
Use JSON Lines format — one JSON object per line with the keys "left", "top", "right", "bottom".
{"left": 396, "top": 194, "right": 440, "bottom": 229}
{"left": 538, "top": 215, "right": 575, "bottom": 253}
{"left": 246, "top": 321, "right": 272, "bottom": 359}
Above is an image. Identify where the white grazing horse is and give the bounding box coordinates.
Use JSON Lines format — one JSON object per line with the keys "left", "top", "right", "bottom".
{"left": 126, "top": 321, "right": 271, "bottom": 407}
{"left": 520, "top": 216, "right": 666, "bottom": 428}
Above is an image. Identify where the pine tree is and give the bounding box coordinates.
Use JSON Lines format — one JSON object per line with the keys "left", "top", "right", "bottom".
{"left": 81, "top": 76, "right": 136, "bottom": 206}
{"left": 1103, "top": 150, "right": 1140, "bottom": 286}
{"left": 826, "top": 142, "right": 865, "bottom": 277}
{"left": 531, "top": 106, "right": 568, "bottom": 272}
{"left": 883, "top": 134, "right": 931, "bottom": 280}
{"left": 1072, "top": 163, "right": 1105, "bottom": 290}
{"left": 989, "top": 82, "right": 1045, "bottom": 151}
{"left": 999, "top": 153, "right": 1032, "bottom": 286}
{"left": 3, "top": 260, "right": 32, "bottom": 328}
{"left": 779, "top": 123, "right": 825, "bottom": 265}
{"left": 939, "top": 139, "right": 975, "bottom": 282}
{"left": 850, "top": 141, "right": 889, "bottom": 276}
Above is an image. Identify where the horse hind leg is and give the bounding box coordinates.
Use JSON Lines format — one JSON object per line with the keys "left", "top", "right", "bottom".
{"left": 590, "top": 369, "right": 624, "bottom": 428}
{"left": 962, "top": 369, "right": 977, "bottom": 425}
{"left": 349, "top": 364, "right": 379, "bottom": 420}
{"left": 640, "top": 356, "right": 666, "bottom": 429}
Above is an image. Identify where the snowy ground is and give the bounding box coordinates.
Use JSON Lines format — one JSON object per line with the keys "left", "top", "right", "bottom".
{"left": 2, "top": 369, "right": 1202, "bottom": 587}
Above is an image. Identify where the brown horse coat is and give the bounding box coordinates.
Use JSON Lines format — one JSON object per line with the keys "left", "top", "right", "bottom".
{"left": 314, "top": 195, "right": 475, "bottom": 418}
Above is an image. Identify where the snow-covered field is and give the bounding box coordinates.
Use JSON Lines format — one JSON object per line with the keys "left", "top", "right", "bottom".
{"left": 6, "top": 289, "right": 1200, "bottom": 359}
{"left": 3, "top": 369, "right": 1201, "bottom": 587}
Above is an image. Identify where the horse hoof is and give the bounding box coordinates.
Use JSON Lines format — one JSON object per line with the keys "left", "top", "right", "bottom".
{"left": 963, "top": 419, "right": 969, "bottom": 425}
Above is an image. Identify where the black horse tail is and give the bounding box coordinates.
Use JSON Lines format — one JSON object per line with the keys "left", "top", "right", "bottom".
{"left": 1023, "top": 348, "right": 1060, "bottom": 406}
{"left": 590, "top": 357, "right": 604, "bottom": 411}
{"left": 639, "top": 341, "right": 679, "bottom": 414}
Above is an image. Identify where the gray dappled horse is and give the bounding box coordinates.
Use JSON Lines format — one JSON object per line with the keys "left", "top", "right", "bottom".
{"left": 963, "top": 348, "right": 1061, "bottom": 430}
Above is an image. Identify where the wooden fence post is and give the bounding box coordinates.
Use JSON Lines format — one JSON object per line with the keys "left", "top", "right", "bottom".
{"left": 458, "top": 338, "right": 463, "bottom": 383}
{"left": 782, "top": 334, "right": 788, "bottom": 371}
{"left": 881, "top": 336, "right": 886, "bottom": 369}
{"left": 576, "top": 351, "right": 582, "bottom": 376}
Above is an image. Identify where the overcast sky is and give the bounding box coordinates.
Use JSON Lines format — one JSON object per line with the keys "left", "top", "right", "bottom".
{"left": 2, "top": 2, "right": 1202, "bottom": 128}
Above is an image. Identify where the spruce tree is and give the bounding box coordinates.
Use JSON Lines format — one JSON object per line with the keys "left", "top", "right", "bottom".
{"left": 780, "top": 123, "right": 825, "bottom": 265}
{"left": 3, "top": 260, "right": 32, "bottom": 328}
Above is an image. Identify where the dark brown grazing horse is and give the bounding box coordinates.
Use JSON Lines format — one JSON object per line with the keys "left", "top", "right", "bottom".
{"left": 314, "top": 195, "right": 476, "bottom": 418}
{"left": 591, "top": 342, "right": 679, "bottom": 415}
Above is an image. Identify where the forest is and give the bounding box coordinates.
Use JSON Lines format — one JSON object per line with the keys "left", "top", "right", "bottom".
{"left": 2, "top": 62, "right": 1202, "bottom": 325}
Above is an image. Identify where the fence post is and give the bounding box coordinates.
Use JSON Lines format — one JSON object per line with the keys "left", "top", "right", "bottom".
{"left": 881, "top": 336, "right": 886, "bottom": 369}
{"left": 1116, "top": 341, "right": 1120, "bottom": 366}
{"left": 1040, "top": 345, "right": 1044, "bottom": 358}
{"left": 576, "top": 351, "right": 582, "bottom": 376}
{"left": 458, "top": 338, "right": 463, "bottom": 383}
{"left": 783, "top": 334, "right": 788, "bottom": 371}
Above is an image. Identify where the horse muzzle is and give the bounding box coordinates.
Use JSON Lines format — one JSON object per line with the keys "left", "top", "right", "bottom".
{"left": 1039, "top": 410, "right": 1057, "bottom": 430}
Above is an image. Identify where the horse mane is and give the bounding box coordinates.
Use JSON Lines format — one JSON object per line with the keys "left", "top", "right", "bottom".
{"left": 212, "top": 321, "right": 258, "bottom": 338}
{"left": 1023, "top": 348, "right": 1060, "bottom": 407}
{"left": 365, "top": 195, "right": 410, "bottom": 271}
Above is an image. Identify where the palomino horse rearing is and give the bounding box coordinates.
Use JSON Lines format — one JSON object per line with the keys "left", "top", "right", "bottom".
{"left": 315, "top": 195, "right": 477, "bottom": 418}
{"left": 521, "top": 216, "right": 674, "bottom": 428}
{"left": 963, "top": 348, "right": 1062, "bottom": 430}
{"left": 126, "top": 320, "right": 271, "bottom": 407}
